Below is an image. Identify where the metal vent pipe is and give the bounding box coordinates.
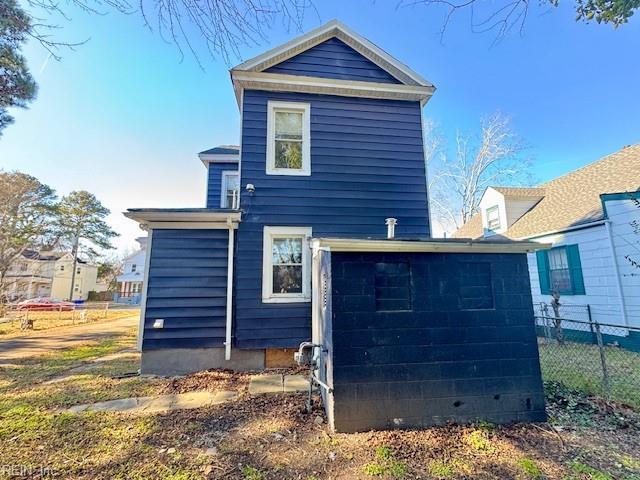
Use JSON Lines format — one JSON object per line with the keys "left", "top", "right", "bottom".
{"left": 385, "top": 218, "right": 397, "bottom": 239}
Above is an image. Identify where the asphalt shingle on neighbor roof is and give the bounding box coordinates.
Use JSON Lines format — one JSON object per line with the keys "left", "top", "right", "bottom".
{"left": 454, "top": 144, "right": 640, "bottom": 240}
{"left": 491, "top": 187, "right": 546, "bottom": 198}
{"left": 21, "top": 249, "right": 63, "bottom": 261}
{"left": 199, "top": 145, "right": 239, "bottom": 155}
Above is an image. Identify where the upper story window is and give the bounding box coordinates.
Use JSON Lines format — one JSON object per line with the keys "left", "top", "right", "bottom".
{"left": 262, "top": 226, "right": 312, "bottom": 303}
{"left": 486, "top": 205, "right": 501, "bottom": 231}
{"left": 221, "top": 171, "right": 240, "bottom": 208}
{"left": 60, "top": 265, "right": 65, "bottom": 271}
{"left": 536, "top": 244, "right": 585, "bottom": 296}
{"left": 266, "top": 101, "right": 310, "bottom": 176}
{"left": 76, "top": 267, "right": 81, "bottom": 275}
{"left": 131, "top": 264, "right": 137, "bottom": 273}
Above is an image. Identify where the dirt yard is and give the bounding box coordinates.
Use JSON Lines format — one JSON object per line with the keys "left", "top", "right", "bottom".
{"left": 1, "top": 326, "right": 639, "bottom": 479}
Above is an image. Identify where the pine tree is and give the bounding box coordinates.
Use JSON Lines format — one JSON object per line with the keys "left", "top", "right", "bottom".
{"left": 0, "top": 0, "right": 37, "bottom": 136}
{"left": 56, "top": 191, "right": 118, "bottom": 300}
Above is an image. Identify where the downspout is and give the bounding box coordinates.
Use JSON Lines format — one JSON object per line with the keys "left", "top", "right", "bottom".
{"left": 605, "top": 220, "right": 629, "bottom": 327}
{"left": 137, "top": 228, "right": 154, "bottom": 351}
{"left": 225, "top": 218, "right": 235, "bottom": 360}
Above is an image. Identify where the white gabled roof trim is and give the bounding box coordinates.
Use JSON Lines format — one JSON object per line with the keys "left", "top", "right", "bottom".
{"left": 232, "top": 19, "right": 434, "bottom": 87}
{"left": 312, "top": 238, "right": 548, "bottom": 254}
{"left": 231, "top": 71, "right": 435, "bottom": 106}
{"left": 199, "top": 153, "right": 240, "bottom": 166}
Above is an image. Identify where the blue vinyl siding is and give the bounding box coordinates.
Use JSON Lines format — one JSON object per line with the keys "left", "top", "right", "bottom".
{"left": 207, "top": 163, "right": 238, "bottom": 208}
{"left": 143, "top": 229, "right": 229, "bottom": 350}
{"left": 235, "top": 89, "right": 430, "bottom": 349}
{"left": 264, "top": 38, "right": 401, "bottom": 84}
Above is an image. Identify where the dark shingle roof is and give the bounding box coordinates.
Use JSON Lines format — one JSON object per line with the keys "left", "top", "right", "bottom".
{"left": 199, "top": 145, "right": 240, "bottom": 155}
{"left": 21, "top": 249, "right": 63, "bottom": 261}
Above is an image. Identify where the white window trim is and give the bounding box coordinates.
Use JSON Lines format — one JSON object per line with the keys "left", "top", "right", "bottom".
{"left": 485, "top": 205, "right": 501, "bottom": 234}
{"left": 262, "top": 226, "right": 312, "bottom": 303}
{"left": 266, "top": 101, "right": 311, "bottom": 176}
{"left": 220, "top": 170, "right": 240, "bottom": 208}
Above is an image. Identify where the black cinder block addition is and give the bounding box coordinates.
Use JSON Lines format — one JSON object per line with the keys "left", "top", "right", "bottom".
{"left": 325, "top": 252, "right": 546, "bottom": 433}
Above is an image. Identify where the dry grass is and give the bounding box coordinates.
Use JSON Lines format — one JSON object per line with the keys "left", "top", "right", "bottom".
{"left": 0, "top": 307, "right": 139, "bottom": 336}
{"left": 1, "top": 330, "right": 639, "bottom": 479}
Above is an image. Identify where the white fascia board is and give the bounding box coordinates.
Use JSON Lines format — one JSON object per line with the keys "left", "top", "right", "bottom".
{"left": 311, "top": 238, "right": 548, "bottom": 254}
{"left": 231, "top": 71, "right": 434, "bottom": 106}
{"left": 232, "top": 19, "right": 434, "bottom": 89}
{"left": 199, "top": 153, "right": 240, "bottom": 167}
{"left": 144, "top": 221, "right": 239, "bottom": 230}
{"left": 517, "top": 220, "right": 606, "bottom": 241}
{"left": 124, "top": 210, "right": 241, "bottom": 226}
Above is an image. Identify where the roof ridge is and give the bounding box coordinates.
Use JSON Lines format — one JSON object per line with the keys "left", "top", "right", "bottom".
{"left": 540, "top": 144, "right": 640, "bottom": 188}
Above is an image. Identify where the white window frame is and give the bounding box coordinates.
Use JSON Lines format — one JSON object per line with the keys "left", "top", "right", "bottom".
{"left": 262, "top": 226, "right": 312, "bottom": 303}
{"left": 266, "top": 101, "right": 311, "bottom": 176}
{"left": 220, "top": 170, "right": 240, "bottom": 208}
{"left": 486, "top": 205, "right": 501, "bottom": 231}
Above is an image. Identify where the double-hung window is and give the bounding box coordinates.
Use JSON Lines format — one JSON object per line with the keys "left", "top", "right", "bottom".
{"left": 548, "top": 248, "right": 571, "bottom": 292}
{"left": 486, "top": 205, "right": 501, "bottom": 231}
{"left": 262, "top": 226, "right": 312, "bottom": 303}
{"left": 536, "top": 244, "right": 585, "bottom": 295}
{"left": 266, "top": 101, "right": 310, "bottom": 176}
{"left": 220, "top": 171, "right": 240, "bottom": 208}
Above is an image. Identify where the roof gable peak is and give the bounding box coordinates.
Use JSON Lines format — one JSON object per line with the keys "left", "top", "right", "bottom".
{"left": 232, "top": 19, "right": 433, "bottom": 88}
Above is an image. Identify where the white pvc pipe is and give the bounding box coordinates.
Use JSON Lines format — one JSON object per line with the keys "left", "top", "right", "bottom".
{"left": 137, "top": 229, "right": 153, "bottom": 352}
{"left": 225, "top": 224, "right": 235, "bottom": 360}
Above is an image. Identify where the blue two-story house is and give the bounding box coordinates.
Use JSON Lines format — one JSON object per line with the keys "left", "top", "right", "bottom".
{"left": 125, "top": 17, "right": 544, "bottom": 414}
{"left": 125, "top": 20, "right": 437, "bottom": 373}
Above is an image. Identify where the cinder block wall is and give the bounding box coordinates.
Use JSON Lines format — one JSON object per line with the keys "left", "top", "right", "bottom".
{"left": 329, "top": 251, "right": 546, "bottom": 433}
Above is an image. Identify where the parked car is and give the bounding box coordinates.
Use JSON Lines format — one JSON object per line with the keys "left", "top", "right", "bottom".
{"left": 16, "top": 298, "right": 75, "bottom": 311}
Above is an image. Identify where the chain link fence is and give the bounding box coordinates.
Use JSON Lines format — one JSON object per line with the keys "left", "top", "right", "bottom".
{"left": 536, "top": 302, "right": 640, "bottom": 409}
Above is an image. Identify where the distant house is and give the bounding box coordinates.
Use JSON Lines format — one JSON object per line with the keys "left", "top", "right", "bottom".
{"left": 454, "top": 145, "right": 640, "bottom": 329}
{"left": 115, "top": 237, "right": 147, "bottom": 304}
{"left": 5, "top": 250, "right": 99, "bottom": 301}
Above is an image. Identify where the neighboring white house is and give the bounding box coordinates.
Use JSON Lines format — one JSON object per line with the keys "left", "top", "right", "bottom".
{"left": 454, "top": 144, "right": 640, "bottom": 329}
{"left": 115, "top": 237, "right": 147, "bottom": 304}
{"left": 5, "top": 250, "right": 99, "bottom": 301}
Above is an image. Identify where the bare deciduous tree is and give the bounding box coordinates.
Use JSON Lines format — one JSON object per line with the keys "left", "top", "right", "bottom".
{"left": 400, "top": 0, "right": 640, "bottom": 41}
{"left": 0, "top": 171, "right": 57, "bottom": 302}
{"left": 426, "top": 112, "right": 531, "bottom": 234}
{"left": 24, "top": 0, "right": 316, "bottom": 64}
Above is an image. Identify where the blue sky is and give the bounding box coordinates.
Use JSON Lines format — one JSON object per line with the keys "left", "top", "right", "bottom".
{"left": 1, "top": 0, "right": 639, "bottom": 250}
